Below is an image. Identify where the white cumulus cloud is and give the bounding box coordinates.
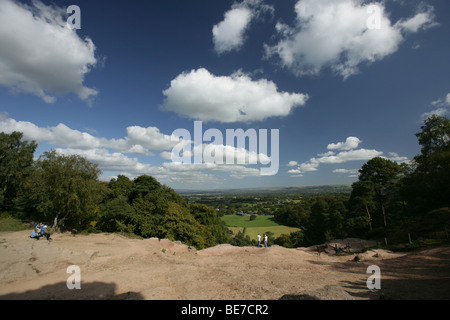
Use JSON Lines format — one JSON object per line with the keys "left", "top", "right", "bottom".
{"left": 327, "top": 136, "right": 362, "bottom": 151}
{"left": 422, "top": 92, "right": 450, "bottom": 120}
{"left": 212, "top": 0, "right": 274, "bottom": 54}
{"left": 288, "top": 135, "right": 408, "bottom": 177}
{"left": 0, "top": 0, "right": 98, "bottom": 103}
{"left": 0, "top": 114, "right": 273, "bottom": 187}
{"left": 264, "top": 0, "right": 438, "bottom": 79}
{"left": 162, "top": 68, "right": 308, "bottom": 123}
{"left": 0, "top": 113, "right": 178, "bottom": 155}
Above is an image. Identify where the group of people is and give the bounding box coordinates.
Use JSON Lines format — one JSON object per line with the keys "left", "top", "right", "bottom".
{"left": 30, "top": 222, "right": 52, "bottom": 241}
{"left": 257, "top": 234, "right": 268, "bottom": 248}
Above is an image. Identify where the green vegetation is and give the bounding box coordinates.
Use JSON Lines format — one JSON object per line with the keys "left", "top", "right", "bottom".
{"left": 1, "top": 115, "right": 449, "bottom": 251}
{"left": 0, "top": 213, "right": 31, "bottom": 232}
{"left": 0, "top": 133, "right": 229, "bottom": 249}
{"left": 221, "top": 214, "right": 300, "bottom": 242}
{"left": 221, "top": 214, "right": 279, "bottom": 228}
{"left": 273, "top": 115, "right": 450, "bottom": 248}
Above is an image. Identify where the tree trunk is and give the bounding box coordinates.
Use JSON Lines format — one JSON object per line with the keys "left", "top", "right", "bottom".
{"left": 381, "top": 203, "right": 387, "bottom": 228}
{"left": 51, "top": 213, "right": 59, "bottom": 233}
{"left": 365, "top": 203, "right": 373, "bottom": 231}
{"left": 51, "top": 212, "right": 66, "bottom": 233}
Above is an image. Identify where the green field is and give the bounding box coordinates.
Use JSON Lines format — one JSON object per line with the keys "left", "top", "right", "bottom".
{"left": 0, "top": 214, "right": 31, "bottom": 232}
{"left": 221, "top": 214, "right": 300, "bottom": 240}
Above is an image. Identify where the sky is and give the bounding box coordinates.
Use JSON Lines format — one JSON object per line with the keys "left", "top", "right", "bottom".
{"left": 0, "top": 0, "right": 449, "bottom": 190}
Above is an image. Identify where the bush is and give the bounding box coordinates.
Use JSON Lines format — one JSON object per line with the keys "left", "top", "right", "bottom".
{"left": 230, "top": 231, "right": 252, "bottom": 247}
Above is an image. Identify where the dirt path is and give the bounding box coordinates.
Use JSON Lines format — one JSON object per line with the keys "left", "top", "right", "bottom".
{"left": 0, "top": 231, "right": 449, "bottom": 300}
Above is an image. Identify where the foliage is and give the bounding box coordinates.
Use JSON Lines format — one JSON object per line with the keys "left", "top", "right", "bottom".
{"left": 272, "top": 115, "right": 450, "bottom": 247}
{"left": 401, "top": 115, "right": 450, "bottom": 213}
{"left": 2, "top": 116, "right": 449, "bottom": 249}
{"left": 24, "top": 150, "right": 108, "bottom": 231}
{"left": 0, "top": 132, "right": 37, "bottom": 211}
{"left": 98, "top": 175, "right": 230, "bottom": 249}
{"left": 0, "top": 212, "right": 31, "bottom": 232}
{"left": 230, "top": 230, "right": 253, "bottom": 246}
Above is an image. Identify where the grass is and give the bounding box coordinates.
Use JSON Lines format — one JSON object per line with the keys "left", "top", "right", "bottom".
{"left": 0, "top": 214, "right": 32, "bottom": 232}
{"left": 221, "top": 214, "right": 279, "bottom": 228}
{"left": 221, "top": 214, "right": 300, "bottom": 239}
{"left": 244, "top": 226, "right": 301, "bottom": 240}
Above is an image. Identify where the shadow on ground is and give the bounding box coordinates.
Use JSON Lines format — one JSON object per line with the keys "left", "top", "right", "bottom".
{"left": 0, "top": 281, "right": 144, "bottom": 300}
{"left": 335, "top": 245, "right": 450, "bottom": 300}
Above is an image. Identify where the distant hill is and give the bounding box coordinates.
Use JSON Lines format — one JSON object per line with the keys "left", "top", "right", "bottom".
{"left": 175, "top": 185, "right": 352, "bottom": 196}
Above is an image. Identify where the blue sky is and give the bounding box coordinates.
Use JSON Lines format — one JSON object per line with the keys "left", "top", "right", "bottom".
{"left": 0, "top": 0, "right": 449, "bottom": 190}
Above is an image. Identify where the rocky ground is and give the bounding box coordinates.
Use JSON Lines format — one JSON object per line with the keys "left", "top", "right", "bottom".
{"left": 1, "top": 230, "right": 449, "bottom": 300}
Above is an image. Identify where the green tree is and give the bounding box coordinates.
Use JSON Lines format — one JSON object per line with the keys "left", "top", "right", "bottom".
{"left": 274, "top": 234, "right": 294, "bottom": 248}
{"left": 415, "top": 115, "right": 450, "bottom": 159}
{"left": 358, "top": 157, "right": 403, "bottom": 228}
{"left": 274, "top": 200, "right": 310, "bottom": 228}
{"left": 349, "top": 180, "right": 376, "bottom": 232}
{"left": 129, "top": 175, "right": 163, "bottom": 202}
{"left": 98, "top": 195, "right": 134, "bottom": 233}
{"left": 404, "top": 115, "right": 450, "bottom": 211}
{"left": 25, "top": 150, "right": 107, "bottom": 231}
{"left": 230, "top": 230, "right": 252, "bottom": 247}
{"left": 0, "top": 132, "right": 37, "bottom": 211}
{"left": 189, "top": 203, "right": 230, "bottom": 246}
{"left": 108, "top": 174, "right": 133, "bottom": 199}
{"left": 303, "top": 198, "right": 330, "bottom": 245}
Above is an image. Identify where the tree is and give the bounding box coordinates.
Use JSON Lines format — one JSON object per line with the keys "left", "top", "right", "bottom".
{"left": 415, "top": 115, "right": 450, "bottom": 159}
{"left": 349, "top": 181, "right": 376, "bottom": 231}
{"left": 358, "top": 157, "right": 403, "bottom": 228}
{"left": 274, "top": 234, "right": 294, "bottom": 248}
{"left": 189, "top": 203, "right": 230, "bottom": 246}
{"left": 98, "top": 195, "right": 134, "bottom": 233}
{"left": 108, "top": 174, "right": 133, "bottom": 199}
{"left": 129, "top": 175, "right": 163, "bottom": 203}
{"left": 404, "top": 115, "right": 450, "bottom": 211}
{"left": 0, "top": 132, "right": 37, "bottom": 211}
{"left": 274, "top": 200, "right": 310, "bottom": 228}
{"left": 25, "top": 150, "right": 107, "bottom": 231}
{"left": 303, "top": 197, "right": 330, "bottom": 245}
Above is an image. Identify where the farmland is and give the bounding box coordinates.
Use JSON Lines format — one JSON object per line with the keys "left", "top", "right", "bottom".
{"left": 180, "top": 186, "right": 352, "bottom": 244}
{"left": 221, "top": 214, "right": 300, "bottom": 240}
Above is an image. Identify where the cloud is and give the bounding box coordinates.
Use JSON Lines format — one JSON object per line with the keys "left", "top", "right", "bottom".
{"left": 431, "top": 92, "right": 450, "bottom": 107}
{"left": 332, "top": 168, "right": 359, "bottom": 178}
{"left": 288, "top": 136, "right": 408, "bottom": 177}
{"left": 56, "top": 147, "right": 153, "bottom": 174}
{"left": 316, "top": 148, "right": 384, "bottom": 164}
{"left": 162, "top": 68, "right": 308, "bottom": 123}
{"left": 327, "top": 136, "right": 362, "bottom": 151}
{"left": 264, "top": 0, "right": 438, "bottom": 79}
{"left": 394, "top": 4, "right": 438, "bottom": 33}
{"left": 332, "top": 168, "right": 359, "bottom": 174}
{"left": 0, "top": 114, "right": 271, "bottom": 187}
{"left": 421, "top": 108, "right": 448, "bottom": 120}
{"left": 0, "top": 0, "right": 98, "bottom": 103}
{"left": 287, "top": 161, "right": 298, "bottom": 167}
{"left": 422, "top": 92, "right": 450, "bottom": 119}
{"left": 212, "top": 0, "right": 274, "bottom": 54}
{"left": 0, "top": 113, "right": 178, "bottom": 155}
{"left": 382, "top": 152, "right": 408, "bottom": 163}
{"left": 55, "top": 147, "right": 262, "bottom": 186}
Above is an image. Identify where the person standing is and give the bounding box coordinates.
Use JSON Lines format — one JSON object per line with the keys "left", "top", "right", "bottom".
{"left": 264, "top": 234, "right": 268, "bottom": 248}
{"left": 257, "top": 234, "right": 261, "bottom": 247}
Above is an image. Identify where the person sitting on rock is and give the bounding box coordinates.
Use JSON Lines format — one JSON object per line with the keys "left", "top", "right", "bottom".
{"left": 39, "top": 224, "right": 52, "bottom": 241}
{"left": 30, "top": 228, "right": 41, "bottom": 240}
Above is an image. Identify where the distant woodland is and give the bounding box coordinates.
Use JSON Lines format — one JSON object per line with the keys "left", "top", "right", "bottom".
{"left": 1, "top": 115, "right": 449, "bottom": 249}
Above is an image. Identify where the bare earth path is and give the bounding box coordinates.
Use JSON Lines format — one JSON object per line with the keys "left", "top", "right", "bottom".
{"left": 0, "top": 231, "right": 449, "bottom": 300}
